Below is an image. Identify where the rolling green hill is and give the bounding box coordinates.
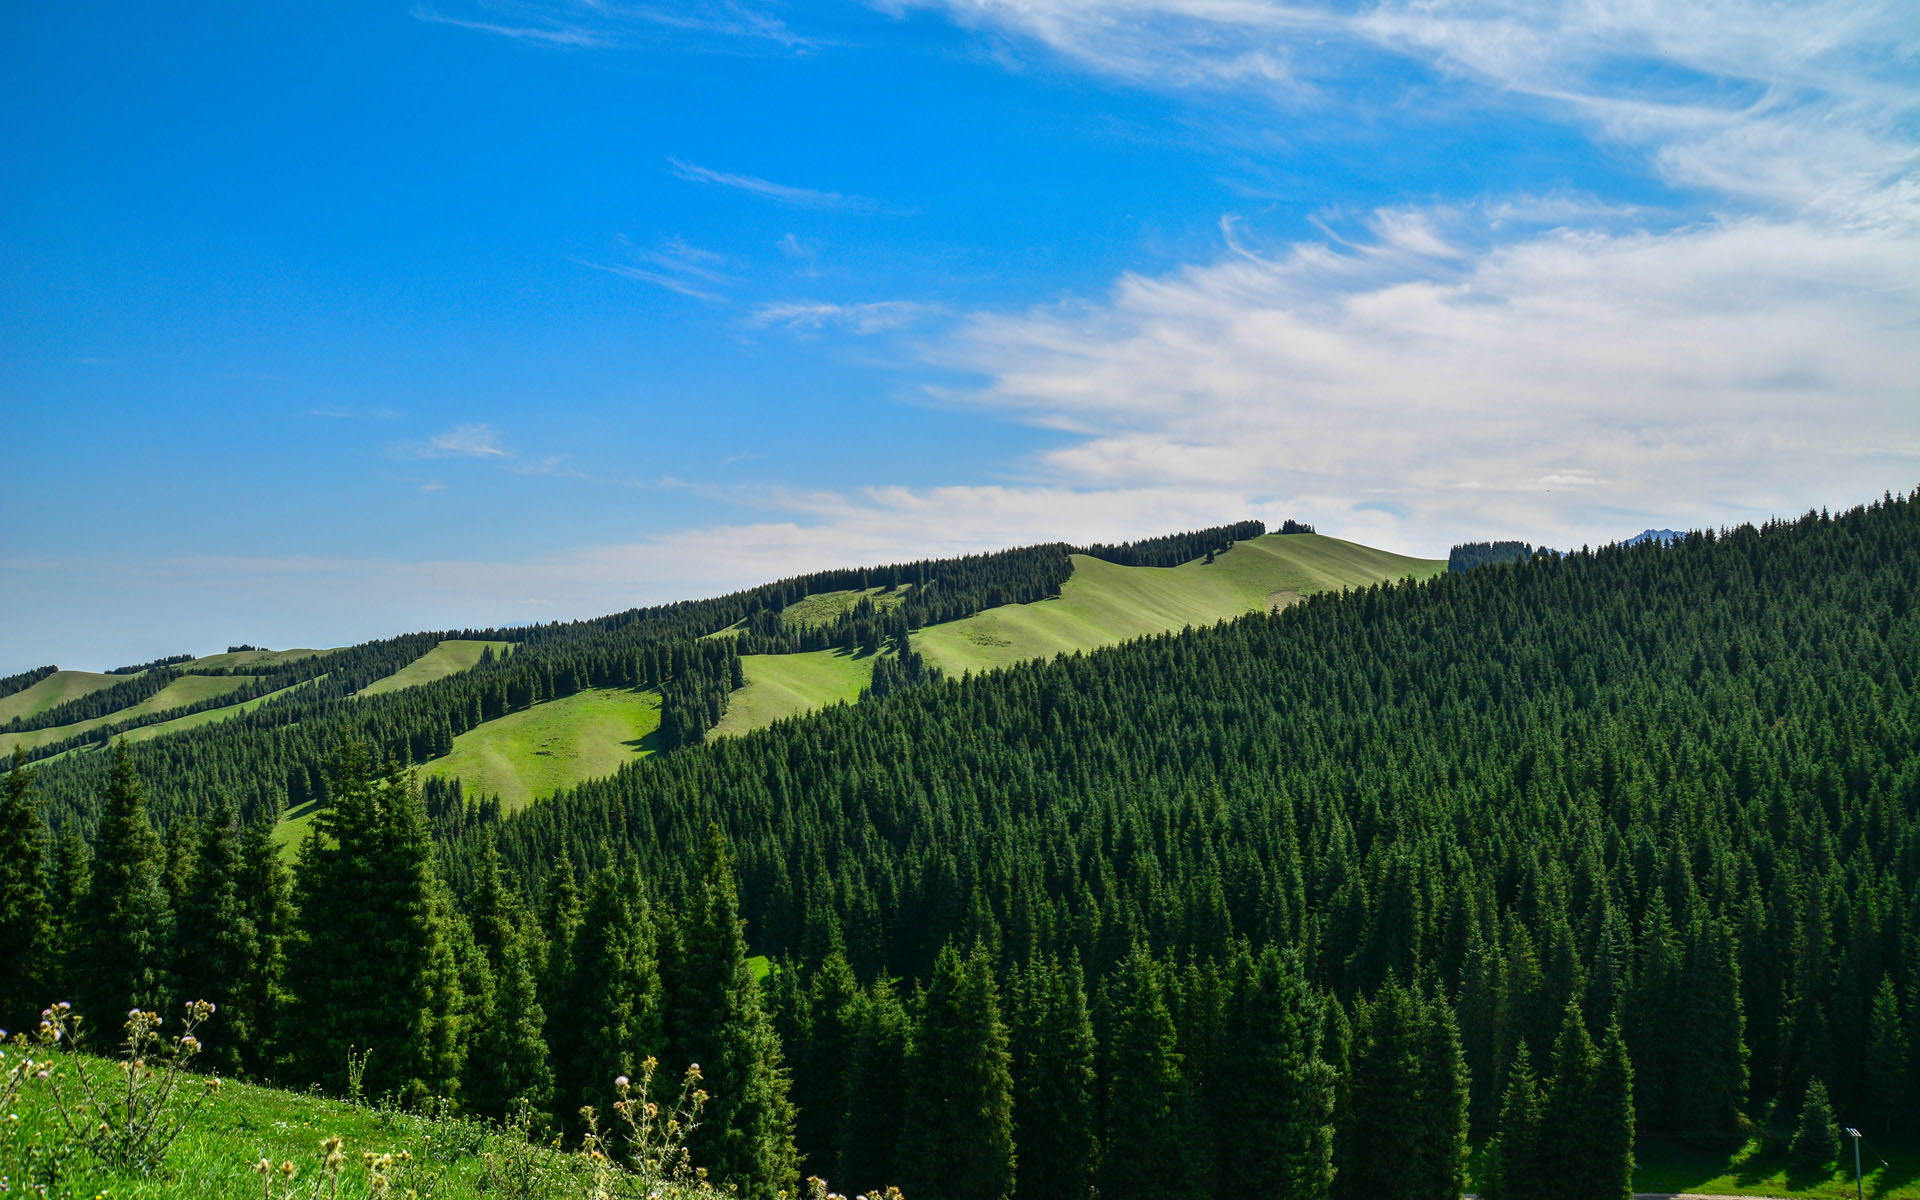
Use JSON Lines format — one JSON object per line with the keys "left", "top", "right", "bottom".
{"left": 356, "top": 638, "right": 514, "bottom": 697}
{"left": 703, "top": 533, "right": 1443, "bottom": 733}
{"left": 915, "top": 533, "right": 1443, "bottom": 676}
{"left": 0, "top": 668, "right": 131, "bottom": 724}
{"left": 184, "top": 646, "right": 339, "bottom": 671}
{"left": 0, "top": 673, "right": 255, "bottom": 756}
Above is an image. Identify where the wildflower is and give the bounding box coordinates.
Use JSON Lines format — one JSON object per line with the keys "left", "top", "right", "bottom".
{"left": 614, "top": 1074, "right": 630, "bottom": 1088}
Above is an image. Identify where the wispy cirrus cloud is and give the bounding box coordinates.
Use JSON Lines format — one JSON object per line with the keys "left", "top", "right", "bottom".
{"left": 411, "top": 1, "right": 811, "bottom": 51}
{"left": 389, "top": 423, "right": 515, "bottom": 461}
{"left": 902, "top": 0, "right": 1918, "bottom": 218}
{"left": 752, "top": 299, "right": 945, "bottom": 334}
{"left": 668, "top": 158, "right": 877, "bottom": 210}
{"left": 574, "top": 237, "right": 735, "bottom": 301}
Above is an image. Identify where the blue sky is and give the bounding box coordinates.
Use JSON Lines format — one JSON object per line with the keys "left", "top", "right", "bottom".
{"left": 3, "top": 0, "right": 1916, "bottom": 672}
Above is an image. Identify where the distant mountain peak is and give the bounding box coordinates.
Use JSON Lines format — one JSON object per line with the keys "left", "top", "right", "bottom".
{"left": 1626, "top": 528, "right": 1681, "bottom": 546}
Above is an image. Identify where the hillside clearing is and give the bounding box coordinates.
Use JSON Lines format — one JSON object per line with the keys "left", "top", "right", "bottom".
{"left": 914, "top": 533, "right": 1444, "bottom": 676}
{"left": 420, "top": 685, "right": 662, "bottom": 811}
{"left": 356, "top": 638, "right": 514, "bottom": 696}
{"left": 0, "top": 669, "right": 132, "bottom": 724}
{"left": 710, "top": 648, "right": 874, "bottom": 738}
{"left": 0, "top": 673, "right": 255, "bottom": 756}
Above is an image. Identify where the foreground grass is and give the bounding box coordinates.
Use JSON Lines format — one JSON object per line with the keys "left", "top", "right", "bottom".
{"left": 914, "top": 533, "right": 1444, "bottom": 677}
{"left": 356, "top": 639, "right": 514, "bottom": 697}
{"left": 3, "top": 1058, "right": 576, "bottom": 1200}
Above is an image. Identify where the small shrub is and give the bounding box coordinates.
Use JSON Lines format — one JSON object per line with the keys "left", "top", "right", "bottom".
{"left": 30, "top": 998, "right": 219, "bottom": 1175}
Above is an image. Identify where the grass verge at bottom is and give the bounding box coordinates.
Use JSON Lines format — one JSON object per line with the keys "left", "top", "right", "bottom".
{"left": 3, "top": 1058, "right": 576, "bottom": 1200}
{"left": 1631, "top": 1135, "right": 1920, "bottom": 1199}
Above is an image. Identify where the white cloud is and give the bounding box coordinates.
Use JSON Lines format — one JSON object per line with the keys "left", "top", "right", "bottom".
{"left": 669, "top": 158, "right": 876, "bottom": 210}
{"left": 575, "top": 238, "right": 735, "bottom": 301}
{"left": 413, "top": 1, "right": 810, "bottom": 50}
{"left": 751, "top": 299, "right": 945, "bottom": 334}
{"left": 901, "top": 0, "right": 1918, "bottom": 217}
{"left": 391, "top": 423, "right": 515, "bottom": 460}
{"left": 929, "top": 206, "right": 1920, "bottom": 554}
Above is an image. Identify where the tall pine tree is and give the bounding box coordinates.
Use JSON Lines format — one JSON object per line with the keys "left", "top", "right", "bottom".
{"left": 0, "top": 751, "right": 53, "bottom": 1033}
{"left": 665, "top": 827, "right": 799, "bottom": 1198}
{"left": 902, "top": 941, "right": 1017, "bottom": 1200}
{"left": 75, "top": 743, "right": 174, "bottom": 1029}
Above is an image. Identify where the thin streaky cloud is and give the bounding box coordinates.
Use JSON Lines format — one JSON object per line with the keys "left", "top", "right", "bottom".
{"left": 574, "top": 258, "right": 724, "bottom": 301}
{"left": 390, "top": 423, "right": 515, "bottom": 461}
{"left": 752, "top": 299, "right": 945, "bottom": 334}
{"left": 668, "top": 158, "right": 876, "bottom": 210}
{"left": 411, "top": 1, "right": 812, "bottom": 50}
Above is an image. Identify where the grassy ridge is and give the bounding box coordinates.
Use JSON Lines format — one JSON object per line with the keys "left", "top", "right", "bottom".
{"left": 356, "top": 639, "right": 513, "bottom": 697}
{"left": 0, "top": 669, "right": 131, "bottom": 725}
{"left": 779, "top": 585, "right": 912, "bottom": 629}
{"left": 183, "top": 646, "right": 338, "bottom": 671}
{"left": 709, "top": 649, "right": 875, "bottom": 739}
{"left": 0, "top": 674, "right": 256, "bottom": 756}
{"left": 421, "top": 686, "right": 662, "bottom": 811}
{"left": 914, "top": 533, "right": 1444, "bottom": 676}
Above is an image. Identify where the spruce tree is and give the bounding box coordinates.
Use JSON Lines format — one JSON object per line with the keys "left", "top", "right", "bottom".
{"left": 76, "top": 743, "right": 174, "bottom": 1028}
{"left": 839, "top": 974, "right": 910, "bottom": 1197}
{"left": 1673, "top": 914, "right": 1746, "bottom": 1136}
{"left": 556, "top": 864, "right": 663, "bottom": 1126}
{"left": 902, "top": 942, "right": 1017, "bottom": 1200}
{"left": 1485, "top": 1041, "right": 1545, "bottom": 1200}
{"left": 175, "top": 794, "right": 263, "bottom": 1075}
{"left": 1591, "top": 1021, "right": 1635, "bottom": 1200}
{"left": 665, "top": 826, "right": 799, "bottom": 1198}
{"left": 1790, "top": 1077, "right": 1840, "bottom": 1167}
{"left": 0, "top": 751, "right": 53, "bottom": 1033}
{"left": 796, "top": 950, "right": 859, "bottom": 1180}
{"left": 237, "top": 810, "right": 291, "bottom": 1079}
{"left": 1213, "top": 946, "right": 1336, "bottom": 1199}
{"left": 466, "top": 915, "right": 555, "bottom": 1121}
{"left": 44, "top": 825, "right": 91, "bottom": 1007}
{"left": 1864, "top": 975, "right": 1907, "bottom": 1135}
{"left": 1011, "top": 953, "right": 1098, "bottom": 1200}
{"left": 1335, "top": 982, "right": 1463, "bottom": 1200}
{"left": 285, "top": 739, "right": 463, "bottom": 1104}
{"left": 1100, "top": 942, "right": 1199, "bottom": 1200}
{"left": 1417, "top": 992, "right": 1470, "bottom": 1200}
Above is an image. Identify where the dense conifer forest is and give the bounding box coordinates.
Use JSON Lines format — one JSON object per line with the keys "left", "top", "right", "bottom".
{"left": 4, "top": 494, "right": 1917, "bottom": 1199}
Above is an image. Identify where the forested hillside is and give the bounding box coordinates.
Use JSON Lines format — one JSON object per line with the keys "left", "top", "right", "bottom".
{"left": 16, "top": 522, "right": 1287, "bottom": 832}
{"left": 5, "top": 492, "right": 1916, "bottom": 1199}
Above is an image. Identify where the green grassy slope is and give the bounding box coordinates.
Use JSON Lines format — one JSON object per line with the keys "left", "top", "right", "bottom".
{"left": 420, "top": 686, "right": 662, "bottom": 811}
{"left": 184, "top": 646, "right": 338, "bottom": 671}
{"left": 709, "top": 648, "right": 874, "bottom": 739}
{"left": 0, "top": 674, "right": 255, "bottom": 756}
{"left": 915, "top": 533, "right": 1444, "bottom": 676}
{"left": 356, "top": 639, "right": 513, "bottom": 697}
{"left": 779, "top": 585, "right": 912, "bottom": 628}
{"left": 120, "top": 678, "right": 323, "bottom": 745}
{"left": 0, "top": 669, "right": 131, "bottom": 724}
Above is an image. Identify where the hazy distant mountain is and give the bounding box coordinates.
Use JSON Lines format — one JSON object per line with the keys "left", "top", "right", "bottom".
{"left": 1626, "top": 528, "right": 1682, "bottom": 546}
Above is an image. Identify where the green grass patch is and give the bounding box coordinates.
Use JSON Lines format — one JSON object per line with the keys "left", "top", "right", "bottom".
{"left": 3, "top": 1053, "right": 578, "bottom": 1200}
{"left": 709, "top": 649, "right": 874, "bottom": 739}
{"left": 183, "top": 646, "right": 339, "bottom": 671}
{"left": 0, "top": 669, "right": 132, "bottom": 724}
{"left": 0, "top": 674, "right": 257, "bottom": 756}
{"left": 419, "top": 686, "right": 662, "bottom": 811}
{"left": 779, "top": 585, "right": 911, "bottom": 629}
{"left": 355, "top": 639, "right": 513, "bottom": 697}
{"left": 914, "top": 533, "right": 1444, "bottom": 677}
{"left": 120, "top": 678, "right": 324, "bottom": 745}
{"left": 1633, "top": 1135, "right": 1920, "bottom": 1198}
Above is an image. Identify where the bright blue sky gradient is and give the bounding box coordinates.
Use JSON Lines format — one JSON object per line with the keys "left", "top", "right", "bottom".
{"left": 4, "top": 0, "right": 1916, "bottom": 671}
